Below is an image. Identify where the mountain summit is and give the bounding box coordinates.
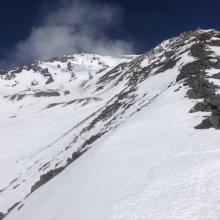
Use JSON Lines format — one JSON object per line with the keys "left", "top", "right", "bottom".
{"left": 1, "top": 29, "right": 220, "bottom": 219}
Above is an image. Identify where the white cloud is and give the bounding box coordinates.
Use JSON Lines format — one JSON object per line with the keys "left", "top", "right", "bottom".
{"left": 6, "top": 0, "right": 133, "bottom": 67}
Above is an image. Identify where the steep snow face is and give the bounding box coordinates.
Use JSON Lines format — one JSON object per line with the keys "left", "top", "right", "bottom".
{"left": 0, "top": 53, "right": 136, "bottom": 216}
{"left": 2, "top": 29, "right": 220, "bottom": 219}
{"left": 6, "top": 80, "right": 220, "bottom": 220}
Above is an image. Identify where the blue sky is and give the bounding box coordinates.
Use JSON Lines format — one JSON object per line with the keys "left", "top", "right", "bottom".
{"left": 0, "top": 0, "right": 220, "bottom": 68}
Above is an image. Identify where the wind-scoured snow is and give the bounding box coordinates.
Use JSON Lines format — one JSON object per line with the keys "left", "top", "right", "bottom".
{"left": 1, "top": 29, "right": 220, "bottom": 220}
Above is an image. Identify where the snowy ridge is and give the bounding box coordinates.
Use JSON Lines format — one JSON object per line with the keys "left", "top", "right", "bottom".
{"left": 1, "top": 29, "right": 220, "bottom": 219}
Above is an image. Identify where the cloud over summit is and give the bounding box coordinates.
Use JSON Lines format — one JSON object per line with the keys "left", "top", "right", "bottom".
{"left": 5, "top": 0, "right": 134, "bottom": 67}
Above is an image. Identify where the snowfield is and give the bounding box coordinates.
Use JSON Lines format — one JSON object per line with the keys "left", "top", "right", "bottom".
{"left": 1, "top": 29, "right": 220, "bottom": 220}
{"left": 6, "top": 80, "right": 220, "bottom": 220}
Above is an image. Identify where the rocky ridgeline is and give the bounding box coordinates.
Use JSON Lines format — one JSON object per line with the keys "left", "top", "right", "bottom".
{"left": 176, "top": 30, "right": 220, "bottom": 129}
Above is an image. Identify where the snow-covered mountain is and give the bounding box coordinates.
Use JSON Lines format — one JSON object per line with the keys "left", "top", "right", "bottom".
{"left": 1, "top": 29, "right": 220, "bottom": 219}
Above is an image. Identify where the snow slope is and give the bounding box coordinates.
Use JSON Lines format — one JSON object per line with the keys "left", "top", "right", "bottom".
{"left": 2, "top": 29, "right": 220, "bottom": 219}
{"left": 6, "top": 78, "right": 220, "bottom": 220}
{"left": 0, "top": 54, "right": 136, "bottom": 216}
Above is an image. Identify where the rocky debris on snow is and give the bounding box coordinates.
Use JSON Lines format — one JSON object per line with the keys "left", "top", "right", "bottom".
{"left": 31, "top": 149, "right": 87, "bottom": 194}
{"left": 174, "top": 30, "right": 220, "bottom": 129}
{"left": 33, "top": 91, "right": 60, "bottom": 97}
{"left": 45, "top": 75, "right": 54, "bottom": 84}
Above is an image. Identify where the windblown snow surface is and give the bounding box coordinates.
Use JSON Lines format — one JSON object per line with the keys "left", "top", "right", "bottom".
{"left": 1, "top": 29, "right": 220, "bottom": 220}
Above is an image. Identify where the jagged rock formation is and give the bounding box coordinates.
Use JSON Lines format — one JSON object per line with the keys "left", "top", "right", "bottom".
{"left": 1, "top": 29, "right": 220, "bottom": 219}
